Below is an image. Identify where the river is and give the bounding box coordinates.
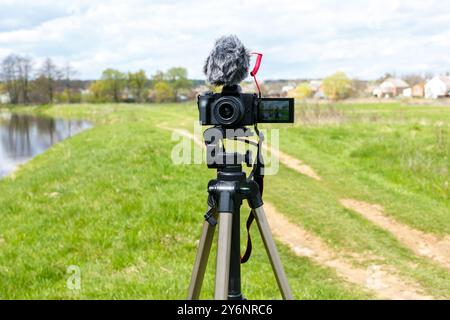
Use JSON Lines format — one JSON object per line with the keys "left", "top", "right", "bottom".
{"left": 0, "top": 112, "right": 91, "bottom": 178}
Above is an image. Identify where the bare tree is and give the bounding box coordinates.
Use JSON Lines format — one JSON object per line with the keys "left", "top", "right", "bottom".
{"left": 377, "top": 72, "right": 394, "bottom": 82}
{"left": 16, "top": 56, "right": 33, "bottom": 104}
{"left": 1, "top": 54, "right": 20, "bottom": 104}
{"left": 0, "top": 54, "right": 35, "bottom": 104}
{"left": 62, "top": 62, "right": 77, "bottom": 102}
{"left": 424, "top": 71, "right": 434, "bottom": 80}
{"left": 38, "top": 58, "right": 61, "bottom": 103}
{"left": 403, "top": 73, "right": 425, "bottom": 86}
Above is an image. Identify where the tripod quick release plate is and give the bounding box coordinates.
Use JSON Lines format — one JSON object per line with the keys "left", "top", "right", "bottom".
{"left": 204, "top": 126, "right": 254, "bottom": 169}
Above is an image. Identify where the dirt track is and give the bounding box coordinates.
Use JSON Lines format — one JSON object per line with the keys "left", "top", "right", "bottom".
{"left": 263, "top": 201, "right": 433, "bottom": 300}
{"left": 263, "top": 144, "right": 322, "bottom": 180}
{"left": 341, "top": 199, "right": 450, "bottom": 271}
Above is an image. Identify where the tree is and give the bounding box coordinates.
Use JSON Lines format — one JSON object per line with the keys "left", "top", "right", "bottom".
{"left": 0, "top": 54, "right": 34, "bottom": 104}
{"left": 16, "top": 56, "right": 33, "bottom": 104}
{"left": 152, "top": 70, "right": 166, "bottom": 83}
{"left": 62, "top": 62, "right": 78, "bottom": 103}
{"left": 351, "top": 79, "right": 367, "bottom": 98}
{"left": 402, "top": 73, "right": 425, "bottom": 86}
{"left": 322, "top": 71, "right": 352, "bottom": 101}
{"left": 38, "top": 57, "right": 61, "bottom": 104}
{"left": 101, "top": 68, "right": 126, "bottom": 102}
{"left": 128, "top": 70, "right": 148, "bottom": 102}
{"left": 424, "top": 71, "right": 434, "bottom": 80}
{"left": 295, "top": 83, "right": 313, "bottom": 99}
{"left": 31, "top": 75, "right": 52, "bottom": 104}
{"left": 56, "top": 88, "right": 81, "bottom": 103}
{"left": 148, "top": 67, "right": 192, "bottom": 102}
{"left": 165, "top": 67, "right": 192, "bottom": 98}
{"left": 1, "top": 55, "right": 20, "bottom": 104}
{"left": 153, "top": 81, "right": 175, "bottom": 103}
{"left": 87, "top": 80, "right": 107, "bottom": 103}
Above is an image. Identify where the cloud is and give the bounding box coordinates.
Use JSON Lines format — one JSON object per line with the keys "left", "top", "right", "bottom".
{"left": 1, "top": 0, "right": 450, "bottom": 79}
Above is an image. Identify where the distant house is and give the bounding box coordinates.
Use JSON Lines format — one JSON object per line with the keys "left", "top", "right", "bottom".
{"left": 309, "top": 80, "right": 322, "bottom": 92}
{"left": 80, "top": 89, "right": 91, "bottom": 96}
{"left": 267, "top": 89, "right": 283, "bottom": 97}
{"left": 412, "top": 84, "right": 425, "bottom": 98}
{"left": 309, "top": 80, "right": 326, "bottom": 99}
{"left": 373, "top": 78, "right": 410, "bottom": 98}
{"left": 425, "top": 76, "right": 450, "bottom": 99}
{"left": 313, "top": 88, "right": 326, "bottom": 99}
{"left": 402, "top": 88, "right": 412, "bottom": 98}
{"left": 193, "top": 85, "right": 210, "bottom": 96}
{"left": 121, "top": 88, "right": 135, "bottom": 102}
{"left": 281, "top": 84, "right": 295, "bottom": 93}
{"left": 176, "top": 94, "right": 189, "bottom": 102}
{"left": 0, "top": 93, "right": 11, "bottom": 104}
{"left": 280, "top": 83, "right": 296, "bottom": 98}
{"left": 372, "top": 87, "right": 382, "bottom": 98}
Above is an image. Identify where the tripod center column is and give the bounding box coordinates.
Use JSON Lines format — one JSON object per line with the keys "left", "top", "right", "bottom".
{"left": 219, "top": 166, "right": 246, "bottom": 300}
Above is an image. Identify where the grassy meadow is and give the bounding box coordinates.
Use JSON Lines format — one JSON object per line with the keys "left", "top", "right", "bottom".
{"left": 0, "top": 101, "right": 448, "bottom": 299}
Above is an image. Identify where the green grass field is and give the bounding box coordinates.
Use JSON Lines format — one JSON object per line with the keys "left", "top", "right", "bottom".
{"left": 0, "top": 102, "right": 448, "bottom": 299}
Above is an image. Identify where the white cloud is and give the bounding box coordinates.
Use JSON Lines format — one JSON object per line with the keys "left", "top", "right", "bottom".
{"left": 0, "top": 0, "right": 450, "bottom": 79}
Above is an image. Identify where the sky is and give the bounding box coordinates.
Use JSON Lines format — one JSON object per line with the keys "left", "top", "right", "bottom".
{"left": 1, "top": 0, "right": 450, "bottom": 80}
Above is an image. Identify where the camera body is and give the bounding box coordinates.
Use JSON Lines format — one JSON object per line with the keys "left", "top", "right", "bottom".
{"left": 198, "top": 85, "right": 258, "bottom": 127}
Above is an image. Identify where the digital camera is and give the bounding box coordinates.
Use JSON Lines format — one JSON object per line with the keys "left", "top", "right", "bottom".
{"left": 198, "top": 85, "right": 294, "bottom": 127}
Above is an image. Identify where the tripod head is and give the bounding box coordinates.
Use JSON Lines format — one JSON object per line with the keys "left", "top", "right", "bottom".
{"left": 203, "top": 126, "right": 262, "bottom": 171}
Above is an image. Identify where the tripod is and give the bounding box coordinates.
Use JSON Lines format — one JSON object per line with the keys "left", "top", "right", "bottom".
{"left": 187, "top": 127, "right": 293, "bottom": 300}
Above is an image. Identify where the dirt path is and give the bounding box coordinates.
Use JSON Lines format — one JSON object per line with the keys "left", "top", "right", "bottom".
{"left": 263, "top": 145, "right": 322, "bottom": 180}
{"left": 341, "top": 199, "right": 450, "bottom": 271}
{"left": 159, "top": 126, "right": 204, "bottom": 148}
{"left": 263, "top": 201, "right": 433, "bottom": 300}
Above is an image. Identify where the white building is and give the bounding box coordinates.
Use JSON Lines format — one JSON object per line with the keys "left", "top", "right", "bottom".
{"left": 425, "top": 76, "right": 450, "bottom": 99}
{"left": 309, "top": 80, "right": 327, "bottom": 99}
{"left": 402, "top": 88, "right": 412, "bottom": 98}
{"left": 0, "top": 93, "right": 11, "bottom": 104}
{"left": 309, "top": 80, "right": 322, "bottom": 92}
{"left": 281, "top": 85, "right": 294, "bottom": 93}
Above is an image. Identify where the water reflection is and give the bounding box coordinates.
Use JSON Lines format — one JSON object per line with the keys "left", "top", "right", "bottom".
{"left": 0, "top": 112, "right": 92, "bottom": 178}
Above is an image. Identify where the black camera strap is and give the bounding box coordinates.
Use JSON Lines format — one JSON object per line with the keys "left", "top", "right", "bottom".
{"left": 241, "top": 124, "right": 264, "bottom": 264}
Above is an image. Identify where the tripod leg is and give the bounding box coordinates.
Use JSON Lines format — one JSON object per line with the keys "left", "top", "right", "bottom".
{"left": 253, "top": 206, "right": 294, "bottom": 300}
{"left": 214, "top": 211, "right": 233, "bottom": 300}
{"left": 187, "top": 208, "right": 216, "bottom": 300}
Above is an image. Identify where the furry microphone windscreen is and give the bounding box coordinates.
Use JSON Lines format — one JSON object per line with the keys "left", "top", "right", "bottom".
{"left": 203, "top": 35, "right": 250, "bottom": 87}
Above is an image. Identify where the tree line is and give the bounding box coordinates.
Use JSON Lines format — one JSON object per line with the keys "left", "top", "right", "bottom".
{"left": 0, "top": 54, "right": 78, "bottom": 104}
{"left": 0, "top": 54, "right": 193, "bottom": 105}
{"left": 87, "top": 67, "right": 192, "bottom": 103}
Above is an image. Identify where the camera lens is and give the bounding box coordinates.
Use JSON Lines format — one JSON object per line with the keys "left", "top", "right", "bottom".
{"left": 218, "top": 103, "right": 234, "bottom": 120}
{"left": 213, "top": 96, "right": 244, "bottom": 126}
